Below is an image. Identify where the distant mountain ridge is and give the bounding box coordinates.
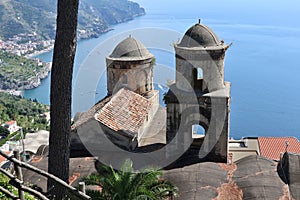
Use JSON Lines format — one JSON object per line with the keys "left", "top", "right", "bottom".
{"left": 0, "top": 0, "right": 145, "bottom": 40}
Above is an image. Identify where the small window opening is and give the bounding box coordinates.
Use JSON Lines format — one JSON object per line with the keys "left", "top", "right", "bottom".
{"left": 192, "top": 124, "right": 205, "bottom": 138}
{"left": 197, "top": 68, "right": 203, "bottom": 80}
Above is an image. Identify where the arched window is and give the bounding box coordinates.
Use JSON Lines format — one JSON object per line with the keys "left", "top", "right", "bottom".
{"left": 192, "top": 67, "right": 203, "bottom": 90}
{"left": 192, "top": 124, "right": 205, "bottom": 138}
{"left": 197, "top": 68, "right": 203, "bottom": 80}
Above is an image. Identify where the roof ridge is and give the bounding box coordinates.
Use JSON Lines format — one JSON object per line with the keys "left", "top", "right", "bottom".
{"left": 258, "top": 136, "right": 299, "bottom": 141}
{"left": 95, "top": 88, "right": 153, "bottom": 135}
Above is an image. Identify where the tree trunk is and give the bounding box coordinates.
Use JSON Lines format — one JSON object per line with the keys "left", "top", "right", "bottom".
{"left": 47, "top": 0, "right": 79, "bottom": 199}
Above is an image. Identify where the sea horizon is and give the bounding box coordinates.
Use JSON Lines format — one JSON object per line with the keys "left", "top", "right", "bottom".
{"left": 23, "top": 0, "right": 300, "bottom": 139}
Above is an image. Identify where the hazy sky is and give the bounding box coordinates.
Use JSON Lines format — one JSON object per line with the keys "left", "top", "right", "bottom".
{"left": 135, "top": 0, "right": 300, "bottom": 11}
{"left": 134, "top": 0, "right": 300, "bottom": 28}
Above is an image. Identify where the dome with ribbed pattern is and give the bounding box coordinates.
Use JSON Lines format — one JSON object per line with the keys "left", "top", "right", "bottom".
{"left": 179, "top": 23, "right": 222, "bottom": 47}
{"left": 108, "top": 37, "right": 153, "bottom": 60}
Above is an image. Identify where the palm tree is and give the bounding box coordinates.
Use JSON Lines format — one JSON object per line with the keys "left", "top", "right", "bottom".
{"left": 85, "top": 160, "right": 178, "bottom": 200}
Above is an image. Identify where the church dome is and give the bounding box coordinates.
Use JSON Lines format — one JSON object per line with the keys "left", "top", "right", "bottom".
{"left": 108, "top": 36, "right": 153, "bottom": 60}
{"left": 178, "top": 22, "right": 222, "bottom": 48}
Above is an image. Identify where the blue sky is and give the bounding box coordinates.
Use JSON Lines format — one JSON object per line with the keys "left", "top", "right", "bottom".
{"left": 134, "top": 0, "right": 300, "bottom": 28}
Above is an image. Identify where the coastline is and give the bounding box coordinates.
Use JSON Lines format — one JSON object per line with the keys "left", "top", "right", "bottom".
{"left": 0, "top": 0, "right": 147, "bottom": 93}
{"left": 24, "top": 11, "right": 146, "bottom": 59}
{"left": 0, "top": 61, "right": 52, "bottom": 92}
{"left": 16, "top": 22, "right": 132, "bottom": 92}
{"left": 25, "top": 27, "right": 116, "bottom": 59}
{"left": 14, "top": 12, "right": 145, "bottom": 95}
{"left": 0, "top": 89, "right": 23, "bottom": 96}
{"left": 22, "top": 61, "right": 52, "bottom": 90}
{"left": 11, "top": 26, "right": 116, "bottom": 92}
{"left": 25, "top": 44, "right": 54, "bottom": 59}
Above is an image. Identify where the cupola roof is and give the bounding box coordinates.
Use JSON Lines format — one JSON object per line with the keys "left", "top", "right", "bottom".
{"left": 178, "top": 21, "right": 223, "bottom": 48}
{"left": 108, "top": 36, "right": 153, "bottom": 61}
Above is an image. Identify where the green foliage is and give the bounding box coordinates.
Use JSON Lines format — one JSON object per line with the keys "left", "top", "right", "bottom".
{"left": 0, "top": 126, "right": 9, "bottom": 136}
{"left": 0, "top": 0, "right": 145, "bottom": 40}
{"left": 0, "top": 171, "right": 36, "bottom": 200}
{"left": 0, "top": 0, "right": 55, "bottom": 40}
{"left": 0, "top": 50, "right": 48, "bottom": 90}
{"left": 0, "top": 92, "right": 49, "bottom": 134}
{"left": 85, "top": 159, "right": 178, "bottom": 200}
{"left": 82, "top": 0, "right": 145, "bottom": 24}
{"left": 0, "top": 131, "right": 19, "bottom": 147}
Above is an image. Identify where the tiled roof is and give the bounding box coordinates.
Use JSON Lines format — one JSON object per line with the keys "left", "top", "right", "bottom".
{"left": 0, "top": 155, "right": 6, "bottom": 164}
{"left": 22, "top": 157, "right": 97, "bottom": 192}
{"left": 0, "top": 151, "right": 10, "bottom": 164}
{"left": 71, "top": 96, "right": 112, "bottom": 131}
{"left": 95, "top": 88, "right": 152, "bottom": 137}
{"left": 5, "top": 120, "right": 16, "bottom": 125}
{"left": 258, "top": 137, "right": 300, "bottom": 160}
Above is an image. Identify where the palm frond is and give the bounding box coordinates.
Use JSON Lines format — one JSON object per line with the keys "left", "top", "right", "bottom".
{"left": 85, "top": 159, "right": 178, "bottom": 200}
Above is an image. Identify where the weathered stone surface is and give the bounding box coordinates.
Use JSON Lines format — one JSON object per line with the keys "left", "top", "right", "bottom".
{"left": 165, "top": 22, "right": 230, "bottom": 164}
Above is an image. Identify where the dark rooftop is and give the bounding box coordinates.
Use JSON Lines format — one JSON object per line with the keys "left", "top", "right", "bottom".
{"left": 20, "top": 153, "right": 300, "bottom": 200}
{"left": 22, "top": 157, "right": 97, "bottom": 192}
{"left": 108, "top": 36, "right": 153, "bottom": 61}
{"left": 178, "top": 23, "right": 222, "bottom": 48}
{"left": 164, "top": 155, "right": 296, "bottom": 199}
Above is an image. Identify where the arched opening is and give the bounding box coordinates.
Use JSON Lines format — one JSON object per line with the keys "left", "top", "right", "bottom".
{"left": 192, "top": 124, "right": 205, "bottom": 139}
{"left": 197, "top": 68, "right": 203, "bottom": 80}
{"left": 193, "top": 67, "right": 203, "bottom": 90}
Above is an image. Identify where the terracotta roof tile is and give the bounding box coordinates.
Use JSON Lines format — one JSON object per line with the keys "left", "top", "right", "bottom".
{"left": 0, "top": 155, "right": 6, "bottom": 163}
{"left": 5, "top": 120, "right": 16, "bottom": 125}
{"left": 0, "top": 151, "right": 10, "bottom": 164}
{"left": 95, "top": 88, "right": 152, "bottom": 137}
{"left": 71, "top": 96, "right": 112, "bottom": 130}
{"left": 258, "top": 137, "right": 300, "bottom": 160}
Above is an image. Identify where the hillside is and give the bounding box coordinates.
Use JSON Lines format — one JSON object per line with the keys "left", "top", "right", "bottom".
{"left": 0, "top": 0, "right": 145, "bottom": 40}
{"left": 0, "top": 50, "right": 50, "bottom": 90}
{"left": 0, "top": 92, "right": 50, "bottom": 135}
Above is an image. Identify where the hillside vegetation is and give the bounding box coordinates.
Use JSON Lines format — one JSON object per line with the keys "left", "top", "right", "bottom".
{"left": 0, "top": 92, "right": 50, "bottom": 134}
{"left": 0, "top": 0, "right": 145, "bottom": 40}
{"left": 0, "top": 50, "right": 50, "bottom": 90}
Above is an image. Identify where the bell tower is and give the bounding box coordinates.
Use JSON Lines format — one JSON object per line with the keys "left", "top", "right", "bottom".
{"left": 106, "top": 36, "right": 155, "bottom": 98}
{"left": 164, "top": 21, "right": 231, "bottom": 163}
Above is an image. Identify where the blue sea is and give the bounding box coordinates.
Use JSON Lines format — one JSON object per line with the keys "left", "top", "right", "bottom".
{"left": 23, "top": 0, "right": 300, "bottom": 139}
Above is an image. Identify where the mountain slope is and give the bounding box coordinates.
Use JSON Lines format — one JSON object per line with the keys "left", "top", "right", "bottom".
{"left": 0, "top": 50, "right": 51, "bottom": 90}
{"left": 0, "top": 0, "right": 145, "bottom": 40}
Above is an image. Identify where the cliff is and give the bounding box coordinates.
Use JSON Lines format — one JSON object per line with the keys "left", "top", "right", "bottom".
{"left": 0, "top": 0, "right": 145, "bottom": 90}
{"left": 0, "top": 50, "right": 51, "bottom": 90}
{"left": 0, "top": 0, "right": 145, "bottom": 40}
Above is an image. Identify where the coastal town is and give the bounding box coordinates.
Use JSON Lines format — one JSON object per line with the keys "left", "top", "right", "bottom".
{"left": 0, "top": 24, "right": 300, "bottom": 199}
{"left": 0, "top": 32, "right": 51, "bottom": 156}
{"left": 0, "top": 33, "right": 54, "bottom": 57}
{"left": 0, "top": 0, "right": 300, "bottom": 199}
{"left": 0, "top": 33, "right": 53, "bottom": 97}
{"left": 0, "top": 27, "right": 300, "bottom": 200}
